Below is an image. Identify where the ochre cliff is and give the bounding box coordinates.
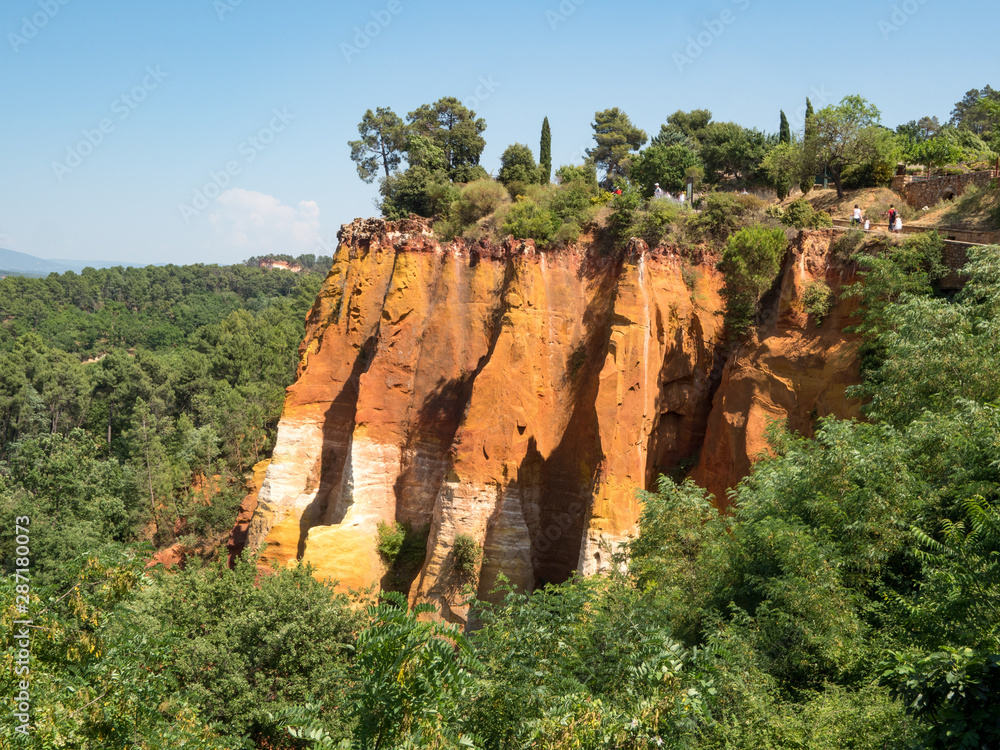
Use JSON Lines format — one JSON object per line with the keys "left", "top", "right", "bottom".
{"left": 691, "top": 230, "right": 863, "bottom": 504}
{"left": 242, "top": 219, "right": 860, "bottom": 621}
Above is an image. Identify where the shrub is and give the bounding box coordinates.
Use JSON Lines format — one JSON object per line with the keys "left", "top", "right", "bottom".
{"left": 719, "top": 225, "right": 787, "bottom": 337}
{"left": 502, "top": 196, "right": 560, "bottom": 244}
{"left": 802, "top": 279, "right": 834, "bottom": 323}
{"left": 452, "top": 179, "right": 509, "bottom": 226}
{"left": 692, "top": 192, "right": 742, "bottom": 240}
{"left": 830, "top": 229, "right": 866, "bottom": 263}
{"left": 781, "top": 198, "right": 832, "bottom": 229}
{"left": 628, "top": 200, "right": 686, "bottom": 247}
{"left": 376, "top": 520, "right": 406, "bottom": 562}
{"left": 453, "top": 533, "right": 482, "bottom": 578}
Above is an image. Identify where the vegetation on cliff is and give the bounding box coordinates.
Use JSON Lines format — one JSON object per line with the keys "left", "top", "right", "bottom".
{"left": 3, "top": 227, "right": 999, "bottom": 747}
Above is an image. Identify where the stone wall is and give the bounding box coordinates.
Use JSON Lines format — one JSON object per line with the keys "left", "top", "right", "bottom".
{"left": 891, "top": 171, "right": 995, "bottom": 207}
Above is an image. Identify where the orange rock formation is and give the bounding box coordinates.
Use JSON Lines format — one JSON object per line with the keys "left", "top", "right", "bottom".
{"left": 243, "top": 219, "right": 860, "bottom": 621}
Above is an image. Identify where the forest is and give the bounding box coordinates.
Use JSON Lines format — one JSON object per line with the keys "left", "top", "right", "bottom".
{"left": 1, "top": 84, "right": 999, "bottom": 749}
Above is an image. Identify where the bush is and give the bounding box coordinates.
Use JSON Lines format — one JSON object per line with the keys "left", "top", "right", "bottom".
{"left": 719, "top": 225, "right": 787, "bottom": 337}
{"left": 453, "top": 533, "right": 482, "bottom": 578}
{"left": 627, "top": 200, "right": 686, "bottom": 247}
{"left": 802, "top": 279, "right": 834, "bottom": 323}
{"left": 376, "top": 520, "right": 406, "bottom": 562}
{"left": 692, "top": 192, "right": 742, "bottom": 240}
{"left": 830, "top": 229, "right": 866, "bottom": 263}
{"left": 502, "top": 196, "right": 560, "bottom": 244}
{"left": 781, "top": 198, "right": 833, "bottom": 229}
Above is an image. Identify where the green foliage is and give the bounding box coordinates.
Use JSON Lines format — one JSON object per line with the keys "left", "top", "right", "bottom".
{"left": 351, "top": 591, "right": 477, "bottom": 749}
{"left": 376, "top": 521, "right": 429, "bottom": 591}
{"left": 801, "top": 97, "right": 816, "bottom": 195}
{"left": 812, "top": 95, "right": 892, "bottom": 198}
{"left": 802, "top": 279, "right": 834, "bottom": 323}
{"left": 376, "top": 520, "right": 407, "bottom": 562}
{"left": 435, "top": 178, "right": 510, "bottom": 240}
{"left": 630, "top": 142, "right": 701, "bottom": 195}
{"left": 779, "top": 110, "right": 791, "bottom": 144}
{"left": 452, "top": 532, "right": 482, "bottom": 578}
{"left": 407, "top": 96, "right": 487, "bottom": 179}
{"left": 130, "top": 556, "right": 357, "bottom": 749}
{"left": 718, "top": 225, "right": 787, "bottom": 337}
{"left": 502, "top": 196, "right": 560, "bottom": 244}
{"left": 497, "top": 143, "right": 540, "bottom": 189}
{"left": 586, "top": 108, "right": 648, "bottom": 183}
{"left": 627, "top": 200, "right": 687, "bottom": 247}
{"left": 780, "top": 197, "right": 833, "bottom": 228}
{"left": 666, "top": 108, "right": 713, "bottom": 145}
{"left": 698, "top": 122, "right": 770, "bottom": 184}
{"left": 692, "top": 192, "right": 771, "bottom": 243}
{"left": 348, "top": 106, "right": 407, "bottom": 182}
{"left": 539, "top": 116, "right": 552, "bottom": 184}
{"left": 829, "top": 228, "right": 866, "bottom": 262}
{"left": 0, "top": 548, "right": 232, "bottom": 749}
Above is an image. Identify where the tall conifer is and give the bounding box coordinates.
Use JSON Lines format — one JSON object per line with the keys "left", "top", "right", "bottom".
{"left": 539, "top": 117, "right": 552, "bottom": 184}
{"left": 779, "top": 110, "right": 791, "bottom": 144}
{"left": 800, "top": 98, "right": 816, "bottom": 195}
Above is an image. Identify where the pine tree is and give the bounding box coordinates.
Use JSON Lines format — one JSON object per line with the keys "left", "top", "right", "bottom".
{"left": 800, "top": 98, "right": 816, "bottom": 195}
{"left": 539, "top": 117, "right": 552, "bottom": 184}
{"left": 779, "top": 110, "right": 791, "bottom": 144}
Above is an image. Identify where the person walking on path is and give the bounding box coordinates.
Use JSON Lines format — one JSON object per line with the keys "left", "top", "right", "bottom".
{"left": 886, "top": 205, "right": 898, "bottom": 232}
{"left": 851, "top": 205, "right": 862, "bottom": 226}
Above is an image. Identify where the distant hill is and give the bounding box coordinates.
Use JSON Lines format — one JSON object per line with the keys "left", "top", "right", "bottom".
{"left": 0, "top": 248, "right": 131, "bottom": 276}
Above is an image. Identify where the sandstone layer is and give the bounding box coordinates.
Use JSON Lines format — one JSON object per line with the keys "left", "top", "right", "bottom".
{"left": 243, "top": 219, "right": 860, "bottom": 621}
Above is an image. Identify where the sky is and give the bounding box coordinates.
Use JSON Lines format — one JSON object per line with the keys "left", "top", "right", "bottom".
{"left": 1, "top": 0, "right": 996, "bottom": 267}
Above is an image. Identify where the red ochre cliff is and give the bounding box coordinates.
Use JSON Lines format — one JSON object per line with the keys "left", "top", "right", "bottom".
{"left": 242, "top": 218, "right": 860, "bottom": 622}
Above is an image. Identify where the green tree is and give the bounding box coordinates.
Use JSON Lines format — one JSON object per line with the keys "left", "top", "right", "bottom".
{"left": 718, "top": 225, "right": 786, "bottom": 336}
{"left": 497, "top": 143, "right": 539, "bottom": 188}
{"left": 348, "top": 107, "right": 408, "bottom": 183}
{"left": 539, "top": 116, "right": 552, "bottom": 184}
{"left": 949, "top": 85, "right": 1000, "bottom": 136}
{"left": 779, "top": 110, "right": 791, "bottom": 144}
{"left": 630, "top": 143, "right": 701, "bottom": 195}
{"left": 586, "top": 108, "right": 647, "bottom": 184}
{"left": 800, "top": 97, "right": 817, "bottom": 195}
{"left": 698, "top": 122, "right": 770, "bottom": 183}
{"left": 407, "top": 97, "right": 487, "bottom": 180}
{"left": 666, "top": 108, "right": 712, "bottom": 145}
{"left": 812, "top": 95, "right": 890, "bottom": 199}
{"left": 914, "top": 134, "right": 965, "bottom": 176}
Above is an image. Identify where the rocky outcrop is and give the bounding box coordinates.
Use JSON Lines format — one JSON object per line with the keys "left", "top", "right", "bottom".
{"left": 690, "top": 230, "right": 862, "bottom": 504}
{"left": 243, "top": 219, "right": 861, "bottom": 621}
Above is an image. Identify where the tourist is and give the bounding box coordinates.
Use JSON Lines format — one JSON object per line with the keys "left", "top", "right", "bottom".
{"left": 851, "top": 205, "right": 862, "bottom": 226}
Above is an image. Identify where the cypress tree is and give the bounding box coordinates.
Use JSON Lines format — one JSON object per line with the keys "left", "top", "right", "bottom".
{"left": 775, "top": 110, "right": 792, "bottom": 200}
{"left": 800, "top": 98, "right": 816, "bottom": 195}
{"left": 539, "top": 116, "right": 552, "bottom": 184}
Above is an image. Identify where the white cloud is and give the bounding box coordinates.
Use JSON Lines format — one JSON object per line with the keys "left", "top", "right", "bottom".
{"left": 209, "top": 189, "right": 321, "bottom": 256}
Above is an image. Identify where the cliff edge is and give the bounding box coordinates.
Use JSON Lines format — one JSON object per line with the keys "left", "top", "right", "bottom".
{"left": 241, "top": 218, "right": 859, "bottom": 621}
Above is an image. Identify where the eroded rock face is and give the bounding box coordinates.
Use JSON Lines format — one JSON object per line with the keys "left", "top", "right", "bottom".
{"left": 690, "top": 230, "right": 863, "bottom": 504}
{"left": 244, "top": 219, "right": 860, "bottom": 621}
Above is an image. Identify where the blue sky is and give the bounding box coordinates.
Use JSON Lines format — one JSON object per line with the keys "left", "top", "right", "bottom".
{"left": 1, "top": 0, "right": 995, "bottom": 266}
